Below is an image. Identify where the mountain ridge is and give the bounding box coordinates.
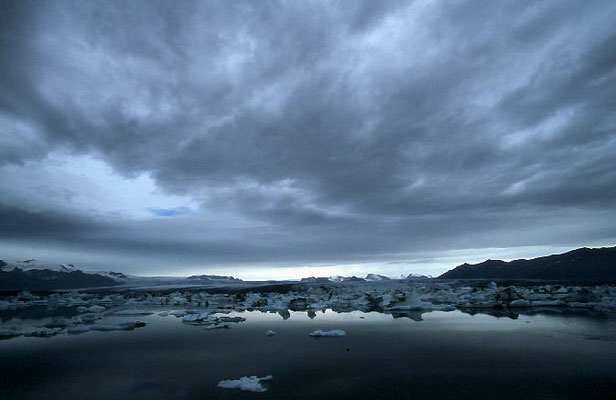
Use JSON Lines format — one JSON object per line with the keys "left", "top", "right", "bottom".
{"left": 0, "top": 267, "right": 120, "bottom": 291}
{"left": 438, "top": 246, "right": 616, "bottom": 281}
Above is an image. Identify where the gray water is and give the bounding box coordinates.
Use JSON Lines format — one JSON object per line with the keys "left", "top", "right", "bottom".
{"left": 1, "top": 309, "right": 615, "bottom": 399}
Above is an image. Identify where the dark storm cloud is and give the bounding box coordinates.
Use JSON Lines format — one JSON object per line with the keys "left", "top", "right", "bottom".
{"left": 0, "top": 205, "right": 96, "bottom": 240}
{"left": 2, "top": 200, "right": 615, "bottom": 274}
{"left": 1, "top": 0, "right": 615, "bottom": 273}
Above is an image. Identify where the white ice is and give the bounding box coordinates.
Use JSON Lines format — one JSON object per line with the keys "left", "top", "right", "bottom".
{"left": 217, "top": 375, "right": 273, "bottom": 392}
{"left": 309, "top": 329, "right": 346, "bottom": 337}
{"left": 204, "top": 323, "right": 231, "bottom": 330}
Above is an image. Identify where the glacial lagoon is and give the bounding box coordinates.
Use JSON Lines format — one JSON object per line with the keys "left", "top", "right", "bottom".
{"left": 1, "top": 303, "right": 616, "bottom": 400}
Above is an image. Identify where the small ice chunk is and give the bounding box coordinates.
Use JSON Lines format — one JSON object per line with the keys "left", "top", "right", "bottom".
{"left": 23, "top": 327, "right": 60, "bottom": 337}
{"left": 217, "top": 375, "right": 272, "bottom": 392}
{"left": 67, "top": 326, "right": 90, "bottom": 334}
{"left": 204, "top": 323, "right": 231, "bottom": 330}
{"left": 45, "top": 317, "right": 71, "bottom": 328}
{"left": 89, "top": 324, "right": 123, "bottom": 331}
{"left": 309, "top": 329, "right": 346, "bottom": 337}
{"left": 182, "top": 314, "right": 200, "bottom": 323}
{"left": 217, "top": 316, "right": 245, "bottom": 323}
{"left": 526, "top": 293, "right": 552, "bottom": 300}
{"left": 266, "top": 330, "right": 276, "bottom": 336}
{"left": 80, "top": 313, "right": 101, "bottom": 323}
{"left": 182, "top": 312, "right": 211, "bottom": 323}
{"left": 530, "top": 300, "right": 564, "bottom": 307}
{"left": 168, "top": 310, "right": 187, "bottom": 317}
{"left": 117, "top": 320, "right": 147, "bottom": 330}
{"left": 88, "top": 305, "right": 106, "bottom": 313}
{"left": 114, "top": 309, "right": 153, "bottom": 316}
{"left": 89, "top": 322, "right": 144, "bottom": 331}
{"left": 158, "top": 311, "right": 169, "bottom": 317}
{"left": 509, "top": 299, "right": 531, "bottom": 307}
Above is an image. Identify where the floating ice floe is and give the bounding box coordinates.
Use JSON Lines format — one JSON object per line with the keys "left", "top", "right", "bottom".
{"left": 67, "top": 326, "right": 90, "bottom": 334}
{"left": 204, "top": 323, "right": 231, "bottom": 330}
{"left": 182, "top": 312, "right": 211, "bottom": 323}
{"left": 44, "top": 317, "right": 72, "bottom": 328}
{"left": 509, "top": 300, "right": 532, "bottom": 307}
{"left": 266, "top": 330, "right": 276, "bottom": 336}
{"left": 168, "top": 310, "right": 187, "bottom": 317}
{"left": 121, "top": 320, "right": 147, "bottom": 329}
{"left": 2, "top": 279, "right": 615, "bottom": 338}
{"left": 23, "top": 327, "right": 61, "bottom": 337}
{"left": 77, "top": 305, "right": 106, "bottom": 313}
{"left": 309, "top": 329, "right": 346, "bottom": 337}
{"left": 79, "top": 313, "right": 102, "bottom": 323}
{"left": 89, "top": 320, "right": 147, "bottom": 331}
{"left": 218, "top": 316, "right": 246, "bottom": 323}
{"left": 114, "top": 309, "right": 154, "bottom": 316}
{"left": 89, "top": 324, "right": 125, "bottom": 331}
{"left": 217, "top": 375, "right": 273, "bottom": 392}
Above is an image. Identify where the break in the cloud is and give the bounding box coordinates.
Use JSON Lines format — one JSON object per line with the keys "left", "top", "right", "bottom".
{"left": 1, "top": 0, "right": 615, "bottom": 277}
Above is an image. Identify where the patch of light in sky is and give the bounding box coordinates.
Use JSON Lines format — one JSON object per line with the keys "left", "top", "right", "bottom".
{"left": 170, "top": 244, "right": 598, "bottom": 280}
{"left": 0, "top": 151, "right": 198, "bottom": 219}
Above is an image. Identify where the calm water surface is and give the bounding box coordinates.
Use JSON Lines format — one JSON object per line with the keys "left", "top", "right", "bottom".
{"left": 1, "top": 309, "right": 615, "bottom": 399}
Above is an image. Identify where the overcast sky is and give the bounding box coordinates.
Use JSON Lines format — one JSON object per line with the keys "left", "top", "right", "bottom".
{"left": 1, "top": 0, "right": 615, "bottom": 279}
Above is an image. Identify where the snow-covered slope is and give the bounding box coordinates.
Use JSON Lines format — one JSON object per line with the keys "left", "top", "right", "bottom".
{"left": 0, "top": 259, "right": 253, "bottom": 291}
{"left": 187, "top": 275, "right": 242, "bottom": 283}
{"left": 405, "top": 273, "right": 431, "bottom": 280}
{"left": 0, "top": 263, "right": 120, "bottom": 291}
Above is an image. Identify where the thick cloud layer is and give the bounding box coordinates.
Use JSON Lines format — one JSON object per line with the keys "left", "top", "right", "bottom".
{"left": 1, "top": 0, "right": 615, "bottom": 276}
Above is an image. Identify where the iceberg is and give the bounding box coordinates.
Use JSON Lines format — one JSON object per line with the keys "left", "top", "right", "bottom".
{"left": 309, "top": 329, "right": 346, "bottom": 337}
{"left": 78, "top": 305, "right": 106, "bottom": 313}
{"left": 217, "top": 375, "right": 273, "bottom": 392}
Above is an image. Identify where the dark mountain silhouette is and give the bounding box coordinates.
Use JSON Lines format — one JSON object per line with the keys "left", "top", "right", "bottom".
{"left": 438, "top": 246, "right": 616, "bottom": 281}
{"left": 0, "top": 267, "right": 120, "bottom": 291}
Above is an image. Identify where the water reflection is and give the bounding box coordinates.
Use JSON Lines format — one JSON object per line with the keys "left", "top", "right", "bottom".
{"left": 2, "top": 302, "right": 616, "bottom": 329}
{"left": 0, "top": 308, "right": 615, "bottom": 400}
{"left": 0, "top": 305, "right": 80, "bottom": 323}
